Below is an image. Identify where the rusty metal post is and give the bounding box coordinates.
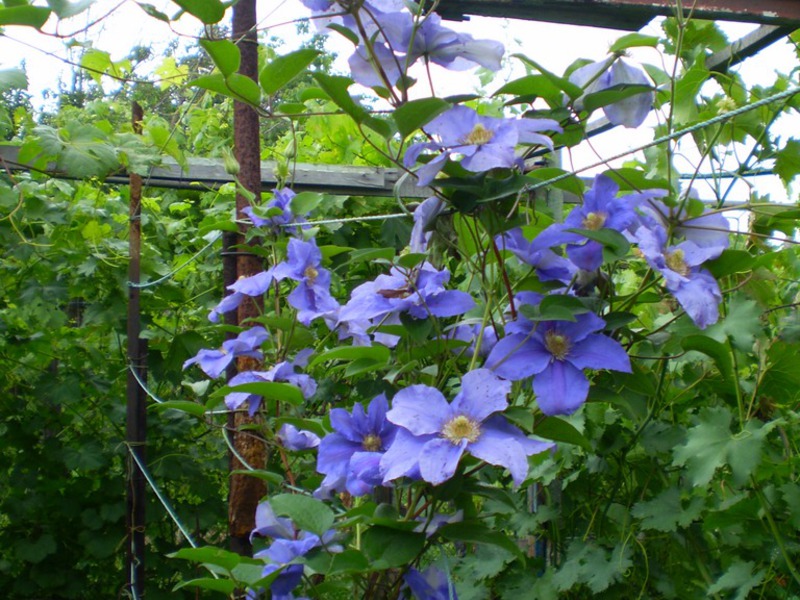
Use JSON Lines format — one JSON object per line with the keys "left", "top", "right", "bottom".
{"left": 228, "top": 0, "right": 267, "bottom": 558}
{"left": 126, "top": 101, "right": 147, "bottom": 597}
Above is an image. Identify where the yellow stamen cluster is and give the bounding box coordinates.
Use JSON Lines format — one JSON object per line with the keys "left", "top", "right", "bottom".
{"left": 464, "top": 123, "right": 494, "bottom": 146}
{"left": 442, "top": 415, "right": 481, "bottom": 445}
{"left": 665, "top": 249, "right": 690, "bottom": 276}
{"left": 304, "top": 265, "right": 319, "bottom": 283}
{"left": 362, "top": 433, "right": 382, "bottom": 452}
{"left": 582, "top": 211, "right": 607, "bottom": 230}
{"left": 545, "top": 331, "right": 571, "bottom": 360}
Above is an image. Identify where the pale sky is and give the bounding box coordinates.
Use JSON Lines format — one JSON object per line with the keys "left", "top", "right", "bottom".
{"left": 1, "top": 0, "right": 796, "bottom": 206}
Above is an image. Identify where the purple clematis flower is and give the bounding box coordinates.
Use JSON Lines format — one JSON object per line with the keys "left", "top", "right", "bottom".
{"left": 316, "top": 394, "right": 397, "bottom": 497}
{"left": 635, "top": 225, "right": 723, "bottom": 329}
{"left": 382, "top": 369, "right": 553, "bottom": 486}
{"left": 405, "top": 565, "right": 459, "bottom": 600}
{"left": 207, "top": 269, "right": 276, "bottom": 323}
{"left": 569, "top": 56, "right": 654, "bottom": 128}
{"left": 485, "top": 297, "right": 631, "bottom": 415}
{"left": 273, "top": 238, "right": 340, "bottom": 326}
{"left": 243, "top": 188, "right": 307, "bottom": 234}
{"left": 250, "top": 501, "right": 339, "bottom": 600}
{"left": 404, "top": 105, "right": 560, "bottom": 186}
{"left": 531, "top": 174, "right": 654, "bottom": 271}
{"left": 226, "top": 349, "right": 317, "bottom": 415}
{"left": 410, "top": 197, "right": 445, "bottom": 253}
{"left": 338, "top": 262, "right": 475, "bottom": 327}
{"left": 277, "top": 423, "right": 321, "bottom": 451}
{"left": 497, "top": 227, "right": 578, "bottom": 284}
{"left": 183, "top": 326, "right": 269, "bottom": 379}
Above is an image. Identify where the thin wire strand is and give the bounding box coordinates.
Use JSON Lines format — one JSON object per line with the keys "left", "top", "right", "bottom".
{"left": 128, "top": 233, "right": 222, "bottom": 289}
{"left": 126, "top": 444, "right": 200, "bottom": 550}
{"left": 284, "top": 212, "right": 410, "bottom": 228}
{"left": 521, "top": 85, "right": 800, "bottom": 196}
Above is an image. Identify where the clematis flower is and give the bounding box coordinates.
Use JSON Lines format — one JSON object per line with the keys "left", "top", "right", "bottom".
{"left": 316, "top": 394, "right": 397, "bottom": 497}
{"left": 635, "top": 225, "right": 723, "bottom": 329}
{"left": 273, "top": 238, "right": 340, "bottom": 326}
{"left": 442, "top": 323, "right": 498, "bottom": 358}
{"left": 207, "top": 269, "right": 276, "bottom": 323}
{"left": 183, "top": 326, "right": 269, "bottom": 379}
{"left": 497, "top": 227, "right": 578, "bottom": 284}
{"left": 530, "top": 174, "right": 655, "bottom": 271}
{"left": 338, "top": 262, "right": 475, "bottom": 327}
{"left": 382, "top": 369, "right": 553, "bottom": 486}
{"left": 250, "top": 501, "right": 339, "bottom": 600}
{"left": 208, "top": 290, "right": 245, "bottom": 323}
{"left": 277, "top": 423, "right": 321, "bottom": 451}
{"left": 409, "top": 197, "right": 445, "bottom": 253}
{"left": 243, "top": 187, "right": 307, "bottom": 234}
{"left": 632, "top": 193, "right": 730, "bottom": 253}
{"left": 405, "top": 565, "right": 459, "bottom": 600}
{"left": 226, "top": 349, "right": 317, "bottom": 415}
{"left": 569, "top": 56, "right": 654, "bottom": 128}
{"left": 404, "top": 105, "right": 560, "bottom": 186}
{"left": 485, "top": 297, "right": 631, "bottom": 415}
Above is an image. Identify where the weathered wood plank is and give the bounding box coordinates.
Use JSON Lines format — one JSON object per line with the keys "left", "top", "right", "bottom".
{"left": 438, "top": 0, "right": 800, "bottom": 30}
{"left": 0, "top": 145, "right": 431, "bottom": 198}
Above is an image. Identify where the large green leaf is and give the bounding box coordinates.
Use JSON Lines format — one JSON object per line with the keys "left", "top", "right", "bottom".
{"left": 171, "top": 0, "right": 225, "bottom": 24}
{"left": 361, "top": 526, "right": 425, "bottom": 569}
{"left": 393, "top": 97, "right": 450, "bottom": 138}
{"left": 609, "top": 33, "right": 659, "bottom": 52}
{"left": 0, "top": 4, "right": 50, "bottom": 27}
{"left": 269, "top": 494, "right": 335, "bottom": 536}
{"left": 200, "top": 39, "right": 240, "bottom": 77}
{"left": 0, "top": 68, "right": 27, "bottom": 92}
{"left": 583, "top": 84, "right": 654, "bottom": 113}
{"left": 535, "top": 416, "right": 591, "bottom": 451}
{"left": 260, "top": 48, "right": 320, "bottom": 96}
{"left": 46, "top": 0, "right": 93, "bottom": 19}
{"left": 213, "top": 381, "right": 304, "bottom": 406}
{"left": 313, "top": 73, "right": 391, "bottom": 137}
{"left": 308, "top": 345, "right": 390, "bottom": 368}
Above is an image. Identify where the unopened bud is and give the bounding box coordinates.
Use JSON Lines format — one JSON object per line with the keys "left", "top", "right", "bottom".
{"left": 222, "top": 147, "right": 240, "bottom": 176}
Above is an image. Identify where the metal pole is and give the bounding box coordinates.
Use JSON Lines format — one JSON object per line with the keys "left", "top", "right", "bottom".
{"left": 126, "top": 101, "right": 147, "bottom": 597}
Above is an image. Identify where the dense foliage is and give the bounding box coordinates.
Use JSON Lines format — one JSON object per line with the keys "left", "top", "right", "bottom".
{"left": 2, "top": 0, "right": 800, "bottom": 599}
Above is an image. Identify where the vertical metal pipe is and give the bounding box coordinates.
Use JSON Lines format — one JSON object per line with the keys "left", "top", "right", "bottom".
{"left": 126, "top": 101, "right": 147, "bottom": 597}
{"left": 228, "top": 0, "right": 266, "bottom": 558}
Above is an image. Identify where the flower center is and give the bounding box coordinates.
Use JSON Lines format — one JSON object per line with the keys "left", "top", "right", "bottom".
{"left": 582, "top": 211, "right": 607, "bottom": 230}
{"left": 442, "top": 415, "right": 480, "bottom": 445}
{"left": 304, "top": 265, "right": 319, "bottom": 283}
{"left": 362, "top": 433, "right": 382, "bottom": 452}
{"left": 464, "top": 123, "right": 494, "bottom": 146}
{"left": 545, "top": 331, "right": 571, "bottom": 360}
{"left": 665, "top": 249, "right": 690, "bottom": 276}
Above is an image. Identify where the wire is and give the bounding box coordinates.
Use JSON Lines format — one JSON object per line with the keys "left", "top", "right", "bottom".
{"left": 128, "top": 233, "right": 222, "bottom": 289}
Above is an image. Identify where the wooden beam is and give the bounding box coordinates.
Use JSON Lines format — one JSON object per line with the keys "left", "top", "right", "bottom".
{"left": 438, "top": 0, "right": 800, "bottom": 30}
{"left": 0, "top": 145, "right": 431, "bottom": 198}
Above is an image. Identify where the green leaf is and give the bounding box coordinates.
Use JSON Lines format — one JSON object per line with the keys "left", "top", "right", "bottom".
{"left": 601, "top": 167, "right": 670, "bottom": 192}
{"left": 191, "top": 73, "right": 261, "bottom": 106}
{"left": 535, "top": 417, "right": 591, "bottom": 451}
{"left": 0, "top": 5, "right": 50, "bottom": 28}
{"left": 583, "top": 84, "right": 653, "bottom": 113}
{"left": 552, "top": 541, "right": 632, "bottom": 594}
{"left": 305, "top": 548, "right": 370, "bottom": 575}
{"left": 565, "top": 227, "right": 630, "bottom": 261}
{"left": 269, "top": 494, "right": 334, "bottom": 536}
{"left": 493, "top": 74, "right": 563, "bottom": 101}
{"left": 200, "top": 39, "right": 240, "bottom": 77}
{"left": 631, "top": 488, "right": 705, "bottom": 532}
{"left": 172, "top": 0, "right": 225, "bottom": 24}
{"left": 348, "top": 247, "right": 395, "bottom": 264}
{"left": 326, "top": 22, "right": 359, "bottom": 45}
{"left": 45, "top": 0, "right": 93, "bottom": 19}
{"left": 15, "top": 534, "right": 56, "bottom": 563}
{"left": 672, "top": 406, "right": 781, "bottom": 486}
{"left": 362, "top": 526, "right": 425, "bottom": 569}
{"left": 680, "top": 334, "right": 734, "bottom": 386}
{"left": 173, "top": 578, "right": 236, "bottom": 594}
{"left": 396, "top": 252, "right": 427, "bottom": 269}
{"left": 0, "top": 68, "right": 27, "bottom": 92}
{"left": 150, "top": 400, "right": 207, "bottom": 418}
{"left": 705, "top": 297, "right": 762, "bottom": 352}
{"left": 308, "top": 345, "right": 390, "bottom": 368}
{"left": 439, "top": 522, "right": 523, "bottom": 559}
{"left": 706, "top": 560, "right": 765, "bottom": 600}
{"left": 511, "top": 54, "right": 583, "bottom": 99}
{"left": 774, "top": 138, "right": 800, "bottom": 188}
{"left": 290, "top": 191, "right": 323, "bottom": 215}
{"left": 213, "top": 381, "right": 304, "bottom": 406}
{"left": 609, "top": 33, "right": 659, "bottom": 52}
{"left": 673, "top": 58, "right": 709, "bottom": 124}
{"left": 313, "top": 73, "right": 391, "bottom": 138}
{"left": 393, "top": 97, "right": 450, "bottom": 138}
{"left": 260, "top": 48, "right": 320, "bottom": 96}
{"left": 170, "top": 546, "right": 243, "bottom": 571}
{"left": 136, "top": 2, "right": 169, "bottom": 21}
{"left": 705, "top": 249, "right": 755, "bottom": 278}
{"left": 230, "top": 469, "right": 285, "bottom": 486}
